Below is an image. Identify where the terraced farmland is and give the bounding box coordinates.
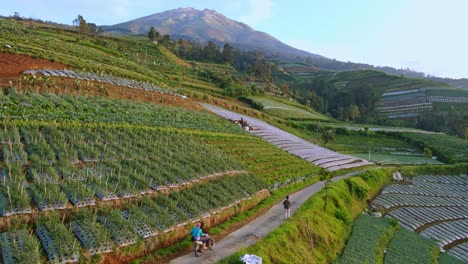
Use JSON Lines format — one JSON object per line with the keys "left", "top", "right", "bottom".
{"left": 336, "top": 214, "right": 397, "bottom": 264}
{"left": 373, "top": 174, "right": 468, "bottom": 262}
{"left": 200, "top": 134, "right": 321, "bottom": 185}
{"left": 249, "top": 96, "right": 328, "bottom": 120}
{"left": 0, "top": 89, "right": 243, "bottom": 134}
{"left": 23, "top": 69, "right": 169, "bottom": 94}
{"left": 202, "top": 103, "right": 373, "bottom": 171}
{"left": 0, "top": 85, "right": 282, "bottom": 262}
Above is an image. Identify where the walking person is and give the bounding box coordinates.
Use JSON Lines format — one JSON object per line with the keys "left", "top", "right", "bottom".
{"left": 283, "top": 196, "right": 291, "bottom": 218}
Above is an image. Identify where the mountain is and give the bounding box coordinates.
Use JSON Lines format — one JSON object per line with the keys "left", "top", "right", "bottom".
{"left": 100, "top": 8, "right": 467, "bottom": 84}
{"left": 100, "top": 7, "right": 323, "bottom": 60}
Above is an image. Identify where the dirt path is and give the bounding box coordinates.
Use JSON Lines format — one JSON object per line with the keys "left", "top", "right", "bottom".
{"left": 169, "top": 171, "right": 362, "bottom": 264}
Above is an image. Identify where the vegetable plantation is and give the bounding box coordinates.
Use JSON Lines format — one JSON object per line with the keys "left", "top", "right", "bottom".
{"left": 200, "top": 134, "right": 321, "bottom": 184}
{"left": 373, "top": 174, "right": 468, "bottom": 262}
{"left": 336, "top": 214, "right": 397, "bottom": 264}
{"left": 0, "top": 89, "right": 245, "bottom": 134}
{"left": 384, "top": 228, "right": 438, "bottom": 264}
{"left": 400, "top": 133, "right": 468, "bottom": 163}
{"left": 338, "top": 214, "right": 445, "bottom": 264}
{"left": 249, "top": 96, "right": 328, "bottom": 120}
{"left": 0, "top": 87, "right": 327, "bottom": 262}
{"left": 0, "top": 121, "right": 247, "bottom": 215}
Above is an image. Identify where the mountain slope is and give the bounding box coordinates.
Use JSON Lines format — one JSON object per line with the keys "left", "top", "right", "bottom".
{"left": 100, "top": 7, "right": 322, "bottom": 60}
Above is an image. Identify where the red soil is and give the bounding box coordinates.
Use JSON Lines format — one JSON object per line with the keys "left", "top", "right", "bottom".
{"left": 0, "top": 53, "right": 66, "bottom": 78}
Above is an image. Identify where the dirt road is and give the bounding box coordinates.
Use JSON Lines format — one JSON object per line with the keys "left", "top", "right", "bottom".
{"left": 169, "top": 171, "right": 362, "bottom": 264}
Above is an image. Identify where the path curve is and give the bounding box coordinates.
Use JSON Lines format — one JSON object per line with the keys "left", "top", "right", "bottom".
{"left": 169, "top": 171, "right": 362, "bottom": 264}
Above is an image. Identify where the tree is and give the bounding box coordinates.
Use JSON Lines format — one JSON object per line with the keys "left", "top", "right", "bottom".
{"left": 159, "top": 34, "right": 171, "bottom": 46}
{"left": 222, "top": 43, "right": 234, "bottom": 64}
{"left": 204, "top": 41, "right": 221, "bottom": 62}
{"left": 423, "top": 147, "right": 432, "bottom": 164}
{"left": 88, "top": 23, "right": 98, "bottom": 35}
{"left": 147, "top": 26, "right": 159, "bottom": 42}
{"left": 73, "top": 15, "right": 90, "bottom": 34}
{"left": 321, "top": 129, "right": 335, "bottom": 146}
{"left": 348, "top": 104, "right": 360, "bottom": 123}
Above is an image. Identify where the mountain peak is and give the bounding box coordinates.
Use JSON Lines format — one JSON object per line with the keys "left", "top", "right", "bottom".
{"left": 101, "top": 8, "right": 320, "bottom": 59}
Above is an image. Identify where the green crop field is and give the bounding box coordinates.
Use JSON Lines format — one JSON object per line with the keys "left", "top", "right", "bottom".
{"left": 250, "top": 96, "right": 329, "bottom": 120}
{"left": 336, "top": 214, "right": 397, "bottom": 264}
{"left": 0, "top": 89, "right": 244, "bottom": 134}
{"left": 384, "top": 228, "right": 439, "bottom": 264}
{"left": 200, "top": 134, "right": 321, "bottom": 184}
{"left": 401, "top": 133, "right": 468, "bottom": 163}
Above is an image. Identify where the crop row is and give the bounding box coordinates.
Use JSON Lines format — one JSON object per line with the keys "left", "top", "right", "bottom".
{"left": 0, "top": 89, "right": 245, "bottom": 134}
{"left": 24, "top": 69, "right": 169, "bottom": 94}
{"left": 387, "top": 206, "right": 468, "bottom": 231}
{"left": 400, "top": 133, "right": 468, "bottom": 163}
{"left": 373, "top": 193, "right": 466, "bottom": 209}
{"left": 384, "top": 228, "right": 438, "bottom": 264}
{"left": 337, "top": 214, "right": 397, "bottom": 264}
{"left": 0, "top": 121, "right": 245, "bottom": 216}
{"left": 373, "top": 174, "right": 468, "bottom": 261}
{"left": 420, "top": 219, "right": 468, "bottom": 248}
{"left": 0, "top": 174, "right": 267, "bottom": 262}
{"left": 382, "top": 184, "right": 466, "bottom": 198}
{"left": 200, "top": 134, "right": 321, "bottom": 184}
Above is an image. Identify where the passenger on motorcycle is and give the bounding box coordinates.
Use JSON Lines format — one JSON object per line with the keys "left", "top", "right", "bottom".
{"left": 190, "top": 222, "right": 209, "bottom": 249}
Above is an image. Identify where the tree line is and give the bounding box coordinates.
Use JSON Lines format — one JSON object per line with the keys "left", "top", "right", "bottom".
{"left": 147, "top": 26, "right": 273, "bottom": 82}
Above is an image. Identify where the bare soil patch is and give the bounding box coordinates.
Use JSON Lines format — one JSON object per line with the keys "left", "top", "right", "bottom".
{"left": 0, "top": 53, "right": 66, "bottom": 78}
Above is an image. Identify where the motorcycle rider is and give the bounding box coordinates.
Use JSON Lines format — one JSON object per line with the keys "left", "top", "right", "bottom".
{"left": 190, "top": 222, "right": 209, "bottom": 250}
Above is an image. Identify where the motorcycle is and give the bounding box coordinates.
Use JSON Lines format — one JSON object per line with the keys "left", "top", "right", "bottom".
{"left": 194, "top": 236, "right": 216, "bottom": 257}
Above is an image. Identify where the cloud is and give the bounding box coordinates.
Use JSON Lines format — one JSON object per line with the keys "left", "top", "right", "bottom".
{"left": 239, "top": 0, "right": 273, "bottom": 26}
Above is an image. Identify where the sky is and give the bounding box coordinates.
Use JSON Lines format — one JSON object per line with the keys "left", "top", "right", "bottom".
{"left": 2, "top": 0, "right": 467, "bottom": 79}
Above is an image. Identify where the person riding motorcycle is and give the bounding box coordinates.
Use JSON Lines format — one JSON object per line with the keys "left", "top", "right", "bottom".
{"left": 190, "top": 223, "right": 209, "bottom": 250}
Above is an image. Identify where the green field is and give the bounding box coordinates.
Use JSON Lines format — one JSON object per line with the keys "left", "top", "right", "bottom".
{"left": 352, "top": 153, "right": 443, "bottom": 165}
{"left": 402, "top": 133, "right": 468, "bottom": 163}
{"left": 250, "top": 96, "right": 329, "bottom": 120}
{"left": 337, "top": 214, "right": 397, "bottom": 264}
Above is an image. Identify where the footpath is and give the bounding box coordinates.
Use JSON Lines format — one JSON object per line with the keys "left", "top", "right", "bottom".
{"left": 169, "top": 171, "right": 362, "bottom": 264}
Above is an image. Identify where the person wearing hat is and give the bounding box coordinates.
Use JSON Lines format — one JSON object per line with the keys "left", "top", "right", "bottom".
{"left": 190, "top": 222, "right": 209, "bottom": 249}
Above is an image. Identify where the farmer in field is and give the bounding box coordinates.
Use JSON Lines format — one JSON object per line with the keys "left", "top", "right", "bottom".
{"left": 190, "top": 222, "right": 209, "bottom": 249}
{"left": 283, "top": 196, "right": 291, "bottom": 218}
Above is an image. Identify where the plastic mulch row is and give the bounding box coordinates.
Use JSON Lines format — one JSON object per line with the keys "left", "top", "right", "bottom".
{"left": 32, "top": 197, "right": 67, "bottom": 211}
{"left": 120, "top": 211, "right": 157, "bottom": 239}
{"left": 71, "top": 222, "right": 113, "bottom": 256}
{"left": 36, "top": 226, "right": 79, "bottom": 263}
{"left": 67, "top": 195, "right": 96, "bottom": 208}
{"left": 93, "top": 189, "right": 119, "bottom": 201}
{"left": 0, "top": 230, "right": 38, "bottom": 264}
{"left": 97, "top": 216, "right": 137, "bottom": 247}
{"left": 0, "top": 196, "right": 32, "bottom": 217}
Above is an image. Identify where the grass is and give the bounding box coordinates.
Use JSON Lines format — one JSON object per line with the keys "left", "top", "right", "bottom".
{"left": 250, "top": 96, "right": 329, "bottom": 120}
{"left": 219, "top": 168, "right": 392, "bottom": 264}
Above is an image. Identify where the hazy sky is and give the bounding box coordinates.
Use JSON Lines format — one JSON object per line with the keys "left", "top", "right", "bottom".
{"left": 2, "top": 0, "right": 467, "bottom": 78}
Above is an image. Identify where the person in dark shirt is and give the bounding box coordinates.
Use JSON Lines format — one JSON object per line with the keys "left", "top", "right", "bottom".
{"left": 283, "top": 196, "right": 291, "bottom": 218}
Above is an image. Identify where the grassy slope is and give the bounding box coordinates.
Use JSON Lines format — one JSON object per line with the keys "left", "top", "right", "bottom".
{"left": 0, "top": 19, "right": 227, "bottom": 97}
{"left": 220, "top": 169, "right": 392, "bottom": 264}
{"left": 250, "top": 95, "right": 330, "bottom": 120}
